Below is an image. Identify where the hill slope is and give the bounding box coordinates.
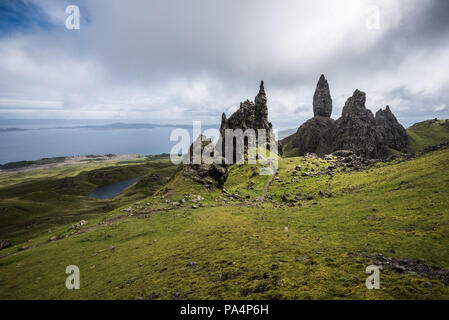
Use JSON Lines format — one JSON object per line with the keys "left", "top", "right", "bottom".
{"left": 407, "top": 119, "right": 449, "bottom": 152}
{"left": 0, "top": 157, "right": 179, "bottom": 245}
{"left": 0, "top": 147, "right": 448, "bottom": 299}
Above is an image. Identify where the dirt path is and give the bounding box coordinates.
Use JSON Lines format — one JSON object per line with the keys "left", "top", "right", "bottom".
{"left": 259, "top": 162, "right": 277, "bottom": 202}
{"left": 163, "top": 169, "right": 184, "bottom": 199}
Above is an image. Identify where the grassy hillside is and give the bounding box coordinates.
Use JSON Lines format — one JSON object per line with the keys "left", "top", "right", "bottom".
{"left": 407, "top": 119, "right": 449, "bottom": 152}
{"left": 0, "top": 157, "right": 179, "bottom": 245}
{"left": 0, "top": 148, "right": 448, "bottom": 299}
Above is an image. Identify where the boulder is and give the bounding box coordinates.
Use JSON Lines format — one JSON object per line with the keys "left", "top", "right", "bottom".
{"left": 183, "top": 135, "right": 229, "bottom": 190}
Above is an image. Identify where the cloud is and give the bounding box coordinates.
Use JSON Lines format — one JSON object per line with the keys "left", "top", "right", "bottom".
{"left": 0, "top": 0, "right": 448, "bottom": 129}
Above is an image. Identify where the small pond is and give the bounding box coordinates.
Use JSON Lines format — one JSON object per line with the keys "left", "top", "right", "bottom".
{"left": 88, "top": 177, "right": 140, "bottom": 199}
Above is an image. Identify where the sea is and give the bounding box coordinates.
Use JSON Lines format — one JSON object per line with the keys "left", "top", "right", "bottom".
{"left": 0, "top": 119, "right": 212, "bottom": 164}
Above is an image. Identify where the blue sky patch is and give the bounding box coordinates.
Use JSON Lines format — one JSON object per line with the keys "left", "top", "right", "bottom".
{"left": 0, "top": 0, "right": 55, "bottom": 36}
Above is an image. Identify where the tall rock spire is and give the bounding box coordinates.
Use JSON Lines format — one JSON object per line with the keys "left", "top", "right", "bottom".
{"left": 255, "top": 80, "right": 267, "bottom": 106}
{"left": 313, "top": 74, "right": 332, "bottom": 118}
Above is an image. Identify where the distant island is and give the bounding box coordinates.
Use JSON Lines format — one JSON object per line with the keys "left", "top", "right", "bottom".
{"left": 0, "top": 122, "right": 219, "bottom": 132}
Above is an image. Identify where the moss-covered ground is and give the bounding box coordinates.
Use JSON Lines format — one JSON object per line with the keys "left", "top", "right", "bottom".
{"left": 0, "top": 147, "right": 448, "bottom": 299}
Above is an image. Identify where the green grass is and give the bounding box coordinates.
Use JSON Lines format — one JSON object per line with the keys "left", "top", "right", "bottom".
{"left": 407, "top": 119, "right": 449, "bottom": 152}
{"left": 0, "top": 148, "right": 448, "bottom": 299}
{"left": 0, "top": 157, "right": 179, "bottom": 245}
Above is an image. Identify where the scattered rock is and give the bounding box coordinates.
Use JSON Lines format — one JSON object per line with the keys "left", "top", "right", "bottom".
{"left": 351, "top": 252, "right": 449, "bottom": 284}
{"left": 71, "top": 220, "right": 88, "bottom": 229}
{"left": 0, "top": 240, "right": 11, "bottom": 250}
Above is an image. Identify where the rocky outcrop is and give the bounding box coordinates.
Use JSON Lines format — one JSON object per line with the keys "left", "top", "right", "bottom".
{"left": 184, "top": 163, "right": 228, "bottom": 190}
{"left": 282, "top": 116, "right": 335, "bottom": 157}
{"left": 313, "top": 75, "right": 332, "bottom": 117}
{"left": 220, "top": 81, "right": 272, "bottom": 137}
{"left": 282, "top": 76, "right": 407, "bottom": 159}
{"left": 333, "top": 90, "right": 386, "bottom": 158}
{"left": 185, "top": 81, "right": 281, "bottom": 189}
{"left": 282, "top": 75, "right": 335, "bottom": 157}
{"left": 219, "top": 81, "right": 279, "bottom": 158}
{"left": 184, "top": 135, "right": 228, "bottom": 190}
{"left": 375, "top": 106, "right": 408, "bottom": 152}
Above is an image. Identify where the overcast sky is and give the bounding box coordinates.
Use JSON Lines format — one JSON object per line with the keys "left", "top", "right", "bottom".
{"left": 1, "top": 0, "right": 449, "bottom": 129}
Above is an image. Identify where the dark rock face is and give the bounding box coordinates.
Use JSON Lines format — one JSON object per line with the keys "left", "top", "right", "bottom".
{"left": 283, "top": 77, "right": 408, "bottom": 159}
{"left": 375, "top": 106, "right": 408, "bottom": 152}
{"left": 333, "top": 90, "right": 385, "bottom": 158}
{"left": 185, "top": 81, "right": 280, "bottom": 189}
{"left": 219, "top": 81, "right": 279, "bottom": 157}
{"left": 184, "top": 135, "right": 228, "bottom": 190}
{"left": 281, "top": 74, "right": 335, "bottom": 157}
{"left": 313, "top": 75, "right": 332, "bottom": 118}
{"left": 282, "top": 116, "right": 335, "bottom": 157}
{"left": 220, "top": 81, "right": 272, "bottom": 136}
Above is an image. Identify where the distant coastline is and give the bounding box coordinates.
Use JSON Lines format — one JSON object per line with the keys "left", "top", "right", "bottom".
{"left": 0, "top": 122, "right": 219, "bottom": 132}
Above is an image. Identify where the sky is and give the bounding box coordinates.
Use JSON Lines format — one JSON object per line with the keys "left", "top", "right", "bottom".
{"left": 0, "top": 0, "right": 449, "bottom": 129}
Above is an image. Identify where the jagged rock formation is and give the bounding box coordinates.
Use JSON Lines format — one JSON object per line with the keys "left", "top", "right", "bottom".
{"left": 313, "top": 74, "right": 332, "bottom": 117}
{"left": 185, "top": 81, "right": 279, "bottom": 189}
{"left": 375, "top": 106, "right": 408, "bottom": 152}
{"left": 220, "top": 81, "right": 272, "bottom": 137}
{"left": 219, "top": 81, "right": 279, "bottom": 158}
{"left": 333, "top": 90, "right": 385, "bottom": 158}
{"left": 281, "top": 75, "right": 335, "bottom": 157}
{"left": 282, "top": 76, "right": 407, "bottom": 159}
